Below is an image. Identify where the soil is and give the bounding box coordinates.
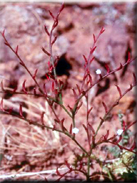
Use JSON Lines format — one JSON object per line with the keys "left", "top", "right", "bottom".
{"left": 0, "top": 2, "right": 136, "bottom": 181}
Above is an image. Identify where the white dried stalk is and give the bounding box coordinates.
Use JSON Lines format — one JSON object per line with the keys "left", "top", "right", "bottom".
{"left": 0, "top": 167, "right": 69, "bottom": 180}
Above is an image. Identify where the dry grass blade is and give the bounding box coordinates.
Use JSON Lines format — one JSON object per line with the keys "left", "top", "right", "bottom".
{"left": 0, "top": 167, "right": 69, "bottom": 180}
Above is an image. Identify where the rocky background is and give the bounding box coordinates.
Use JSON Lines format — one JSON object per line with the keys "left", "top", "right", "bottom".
{"left": 0, "top": 2, "right": 136, "bottom": 181}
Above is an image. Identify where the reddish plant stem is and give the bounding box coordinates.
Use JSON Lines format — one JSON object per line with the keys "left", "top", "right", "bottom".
{"left": 73, "top": 58, "right": 135, "bottom": 118}
{"left": 1, "top": 33, "right": 46, "bottom": 97}
{"left": 93, "top": 83, "right": 136, "bottom": 140}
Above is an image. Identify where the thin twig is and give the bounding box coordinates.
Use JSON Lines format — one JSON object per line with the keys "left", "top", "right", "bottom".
{"left": 0, "top": 167, "right": 69, "bottom": 180}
